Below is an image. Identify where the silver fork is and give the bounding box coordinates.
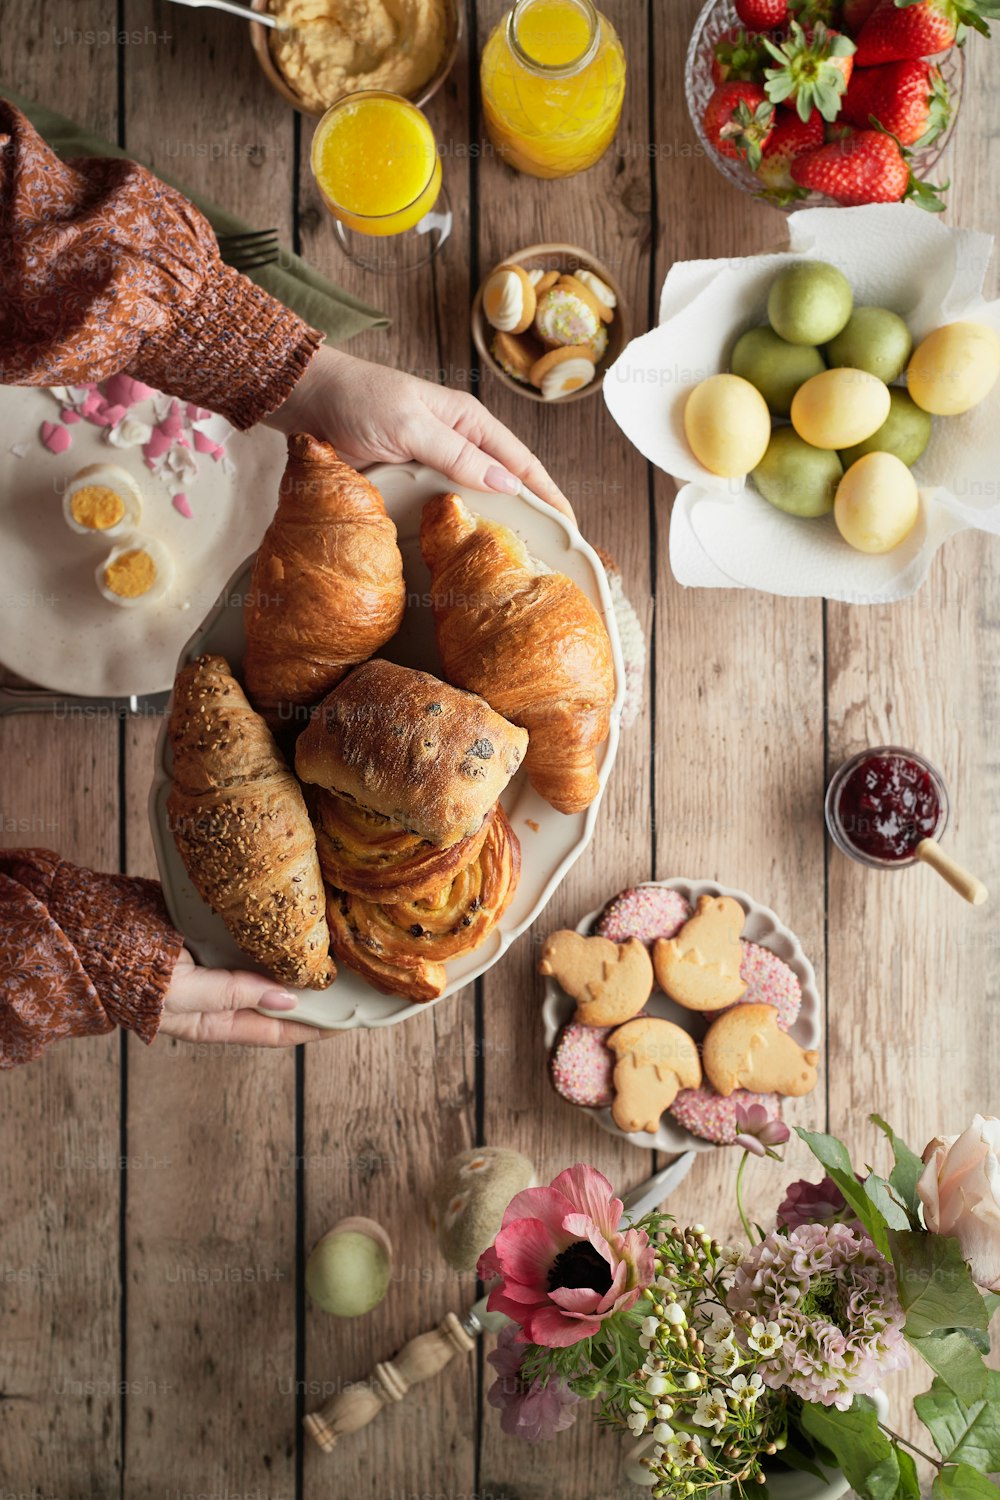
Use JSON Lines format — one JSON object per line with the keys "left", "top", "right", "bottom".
{"left": 163, "top": 0, "right": 283, "bottom": 29}
{"left": 0, "top": 684, "right": 171, "bottom": 717}
{"left": 218, "top": 228, "right": 281, "bottom": 272}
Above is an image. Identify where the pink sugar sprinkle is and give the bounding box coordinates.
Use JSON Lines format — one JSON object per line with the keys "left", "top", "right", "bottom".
{"left": 172, "top": 493, "right": 194, "bottom": 519}
{"left": 61, "top": 409, "right": 82, "bottom": 424}
{"left": 40, "top": 420, "right": 72, "bottom": 455}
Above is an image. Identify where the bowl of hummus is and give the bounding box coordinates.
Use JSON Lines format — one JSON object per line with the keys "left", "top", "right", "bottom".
{"left": 251, "top": 0, "right": 460, "bottom": 115}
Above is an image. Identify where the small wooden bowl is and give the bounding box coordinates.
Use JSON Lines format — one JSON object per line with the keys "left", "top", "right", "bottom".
{"left": 249, "top": 0, "right": 462, "bottom": 116}
{"left": 471, "top": 243, "right": 631, "bottom": 405}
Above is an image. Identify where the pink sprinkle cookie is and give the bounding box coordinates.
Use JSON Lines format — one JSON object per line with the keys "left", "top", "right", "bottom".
{"left": 669, "top": 1087, "right": 783, "bottom": 1146}
{"left": 550, "top": 1023, "right": 615, "bottom": 1109}
{"left": 703, "top": 941, "right": 803, "bottom": 1032}
{"left": 595, "top": 886, "right": 692, "bottom": 947}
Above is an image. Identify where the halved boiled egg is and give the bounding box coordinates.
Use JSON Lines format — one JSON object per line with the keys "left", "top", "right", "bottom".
{"left": 96, "top": 536, "right": 174, "bottom": 608}
{"left": 63, "top": 463, "right": 143, "bottom": 538}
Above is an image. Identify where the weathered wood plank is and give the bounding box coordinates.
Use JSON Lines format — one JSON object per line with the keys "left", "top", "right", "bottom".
{"left": 119, "top": 5, "right": 299, "bottom": 1493}
{"left": 0, "top": 6, "right": 124, "bottom": 1494}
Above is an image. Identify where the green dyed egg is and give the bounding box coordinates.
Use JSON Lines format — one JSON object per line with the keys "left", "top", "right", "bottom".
{"left": 431, "top": 1147, "right": 535, "bottom": 1272}
{"left": 305, "top": 1216, "right": 392, "bottom": 1318}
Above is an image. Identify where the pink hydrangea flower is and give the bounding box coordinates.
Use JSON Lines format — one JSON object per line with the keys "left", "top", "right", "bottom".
{"left": 728, "top": 1222, "right": 908, "bottom": 1410}
{"left": 477, "top": 1164, "right": 655, "bottom": 1348}
{"left": 486, "top": 1325, "right": 580, "bottom": 1442}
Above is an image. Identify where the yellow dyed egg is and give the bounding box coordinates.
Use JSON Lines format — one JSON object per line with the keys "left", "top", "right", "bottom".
{"left": 834, "top": 452, "right": 920, "bottom": 554}
{"left": 907, "top": 321, "right": 1000, "bottom": 416}
{"left": 791, "top": 368, "right": 891, "bottom": 450}
{"left": 683, "top": 374, "right": 771, "bottom": 478}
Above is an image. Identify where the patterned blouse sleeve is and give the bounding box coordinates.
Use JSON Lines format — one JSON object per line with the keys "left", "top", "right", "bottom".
{"left": 0, "top": 849, "right": 184, "bottom": 1070}
{"left": 0, "top": 99, "right": 323, "bottom": 430}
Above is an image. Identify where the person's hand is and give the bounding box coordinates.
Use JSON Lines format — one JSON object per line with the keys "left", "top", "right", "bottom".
{"left": 267, "top": 346, "right": 575, "bottom": 521}
{"left": 158, "top": 949, "right": 334, "bottom": 1047}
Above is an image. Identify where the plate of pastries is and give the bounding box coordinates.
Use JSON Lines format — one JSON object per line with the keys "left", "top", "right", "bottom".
{"left": 540, "top": 879, "right": 822, "bottom": 1152}
{"left": 149, "top": 434, "right": 625, "bottom": 1028}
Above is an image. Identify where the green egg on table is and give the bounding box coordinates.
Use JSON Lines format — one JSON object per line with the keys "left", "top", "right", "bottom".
{"left": 839, "top": 388, "right": 932, "bottom": 469}
{"left": 767, "top": 260, "right": 854, "bottom": 347}
{"left": 730, "top": 325, "right": 826, "bottom": 418}
{"left": 683, "top": 373, "right": 771, "bottom": 477}
{"left": 752, "top": 427, "right": 843, "bottom": 518}
{"left": 305, "top": 1216, "right": 393, "bottom": 1318}
{"left": 825, "top": 307, "right": 913, "bottom": 385}
{"left": 791, "top": 367, "right": 891, "bottom": 450}
{"left": 834, "top": 451, "right": 920, "bottom": 554}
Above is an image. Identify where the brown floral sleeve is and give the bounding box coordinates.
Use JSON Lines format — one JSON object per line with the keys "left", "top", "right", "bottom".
{"left": 0, "top": 100, "right": 323, "bottom": 430}
{"left": 0, "top": 849, "right": 184, "bottom": 1069}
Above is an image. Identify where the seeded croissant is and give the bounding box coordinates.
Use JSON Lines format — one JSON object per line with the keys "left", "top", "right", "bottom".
{"left": 167, "top": 654, "right": 335, "bottom": 989}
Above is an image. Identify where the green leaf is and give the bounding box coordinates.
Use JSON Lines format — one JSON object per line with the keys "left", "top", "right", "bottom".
{"left": 932, "top": 1464, "right": 1000, "bottom": 1500}
{"left": 984, "top": 1292, "right": 1000, "bottom": 1321}
{"left": 870, "top": 1114, "right": 924, "bottom": 1215}
{"left": 893, "top": 1449, "right": 921, "bottom": 1500}
{"left": 796, "top": 1129, "right": 891, "bottom": 1256}
{"left": 800, "top": 1397, "right": 900, "bottom": 1500}
{"left": 916, "top": 1371, "right": 1000, "bottom": 1470}
{"left": 889, "top": 1231, "right": 990, "bottom": 1338}
{"left": 864, "top": 1173, "right": 911, "bottom": 1231}
{"left": 907, "top": 1330, "right": 988, "bottom": 1404}
{"left": 777, "top": 1440, "right": 832, "bottom": 1483}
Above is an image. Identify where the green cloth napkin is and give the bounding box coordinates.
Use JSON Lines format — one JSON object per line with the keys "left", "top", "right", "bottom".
{"left": 2, "top": 86, "right": 389, "bottom": 344}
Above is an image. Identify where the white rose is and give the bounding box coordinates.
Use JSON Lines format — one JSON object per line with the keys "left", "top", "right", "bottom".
{"left": 917, "top": 1115, "right": 1000, "bottom": 1291}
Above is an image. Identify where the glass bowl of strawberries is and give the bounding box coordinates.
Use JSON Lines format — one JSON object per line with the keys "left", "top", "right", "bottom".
{"left": 685, "top": 0, "right": 964, "bottom": 211}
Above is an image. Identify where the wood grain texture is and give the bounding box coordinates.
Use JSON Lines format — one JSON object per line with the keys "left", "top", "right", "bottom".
{"left": 294, "top": 22, "right": 479, "bottom": 1500}
{"left": 118, "top": 7, "right": 300, "bottom": 1496}
{"left": 0, "top": 6, "right": 123, "bottom": 1495}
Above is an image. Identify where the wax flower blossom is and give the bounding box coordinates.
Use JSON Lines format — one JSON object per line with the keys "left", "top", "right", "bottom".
{"left": 729, "top": 1221, "right": 909, "bottom": 1409}
{"left": 477, "top": 1164, "right": 655, "bottom": 1347}
{"left": 486, "top": 1325, "right": 580, "bottom": 1443}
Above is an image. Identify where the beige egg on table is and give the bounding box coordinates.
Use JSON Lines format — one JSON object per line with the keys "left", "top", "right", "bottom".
{"left": 834, "top": 452, "right": 920, "bottom": 555}
{"left": 791, "top": 368, "right": 891, "bottom": 451}
{"left": 907, "top": 321, "right": 1000, "bottom": 416}
{"left": 683, "top": 374, "right": 771, "bottom": 478}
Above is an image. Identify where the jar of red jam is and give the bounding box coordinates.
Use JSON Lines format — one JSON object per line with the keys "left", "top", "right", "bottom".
{"left": 825, "top": 746, "right": 949, "bottom": 869}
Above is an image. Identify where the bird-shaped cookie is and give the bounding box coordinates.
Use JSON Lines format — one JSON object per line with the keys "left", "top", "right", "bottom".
{"left": 539, "top": 931, "right": 653, "bottom": 1028}
{"left": 652, "top": 894, "right": 747, "bottom": 1010}
{"left": 703, "top": 1004, "right": 819, "bottom": 1098}
{"left": 606, "top": 1018, "right": 702, "bottom": 1134}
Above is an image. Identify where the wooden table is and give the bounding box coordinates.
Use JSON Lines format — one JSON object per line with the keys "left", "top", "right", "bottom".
{"left": 2, "top": 3, "right": 998, "bottom": 1495}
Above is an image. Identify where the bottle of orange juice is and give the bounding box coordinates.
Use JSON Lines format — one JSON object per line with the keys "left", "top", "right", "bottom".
{"left": 480, "top": 0, "right": 626, "bottom": 179}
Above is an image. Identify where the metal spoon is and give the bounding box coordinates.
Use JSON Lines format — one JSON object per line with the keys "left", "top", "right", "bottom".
{"left": 164, "top": 0, "right": 284, "bottom": 30}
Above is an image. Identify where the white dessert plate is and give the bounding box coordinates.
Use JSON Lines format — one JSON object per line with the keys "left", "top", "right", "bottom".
{"left": 541, "top": 879, "right": 822, "bottom": 1153}
{"left": 149, "top": 462, "right": 625, "bottom": 1030}
{"left": 0, "top": 384, "right": 286, "bottom": 695}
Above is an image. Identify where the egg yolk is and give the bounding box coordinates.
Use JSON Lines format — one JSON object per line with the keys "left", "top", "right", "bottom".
{"left": 103, "top": 549, "right": 156, "bottom": 599}
{"left": 71, "top": 484, "right": 126, "bottom": 530}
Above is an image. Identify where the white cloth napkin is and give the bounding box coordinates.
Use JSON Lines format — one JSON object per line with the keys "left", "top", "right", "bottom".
{"left": 603, "top": 204, "right": 1000, "bottom": 605}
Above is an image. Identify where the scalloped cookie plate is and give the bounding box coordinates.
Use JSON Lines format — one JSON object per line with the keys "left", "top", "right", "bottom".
{"left": 541, "top": 879, "right": 822, "bottom": 1152}
{"left": 149, "top": 462, "right": 625, "bottom": 1030}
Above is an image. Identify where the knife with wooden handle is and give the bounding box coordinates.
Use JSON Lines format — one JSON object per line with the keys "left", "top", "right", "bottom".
{"left": 303, "top": 1150, "right": 697, "bottom": 1453}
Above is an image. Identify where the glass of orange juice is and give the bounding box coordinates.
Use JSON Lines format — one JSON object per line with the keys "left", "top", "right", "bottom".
{"left": 310, "top": 90, "right": 451, "bottom": 273}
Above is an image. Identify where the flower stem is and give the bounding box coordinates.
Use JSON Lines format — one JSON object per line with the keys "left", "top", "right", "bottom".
{"left": 877, "top": 1423, "right": 943, "bottom": 1470}
{"left": 735, "top": 1151, "right": 756, "bottom": 1244}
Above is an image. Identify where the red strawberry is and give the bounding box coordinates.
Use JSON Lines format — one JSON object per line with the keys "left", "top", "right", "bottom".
{"left": 735, "top": 0, "right": 790, "bottom": 28}
{"left": 841, "top": 0, "right": 880, "bottom": 31}
{"left": 790, "top": 127, "right": 947, "bottom": 206}
{"left": 854, "top": 0, "right": 992, "bottom": 65}
{"left": 712, "top": 26, "right": 772, "bottom": 85}
{"left": 703, "top": 82, "right": 776, "bottom": 168}
{"left": 841, "top": 58, "right": 951, "bottom": 143}
{"left": 755, "top": 110, "right": 826, "bottom": 195}
{"left": 763, "top": 21, "right": 857, "bottom": 121}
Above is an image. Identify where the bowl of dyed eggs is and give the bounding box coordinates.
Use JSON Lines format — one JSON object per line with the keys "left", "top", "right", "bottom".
{"left": 472, "top": 242, "right": 630, "bottom": 404}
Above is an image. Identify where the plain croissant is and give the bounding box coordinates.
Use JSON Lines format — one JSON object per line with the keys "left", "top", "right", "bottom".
{"left": 243, "top": 434, "right": 405, "bottom": 727}
{"left": 419, "top": 493, "right": 616, "bottom": 814}
{"left": 167, "top": 654, "right": 335, "bottom": 990}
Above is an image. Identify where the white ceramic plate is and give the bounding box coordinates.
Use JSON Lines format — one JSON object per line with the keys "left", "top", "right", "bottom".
{"left": 541, "top": 879, "right": 822, "bottom": 1153}
{"left": 0, "top": 385, "right": 286, "bottom": 695}
{"left": 149, "top": 462, "right": 625, "bottom": 1030}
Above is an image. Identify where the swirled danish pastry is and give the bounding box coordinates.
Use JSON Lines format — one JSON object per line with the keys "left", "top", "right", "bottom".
{"left": 326, "top": 804, "right": 521, "bottom": 1002}
{"left": 313, "top": 790, "right": 492, "bottom": 905}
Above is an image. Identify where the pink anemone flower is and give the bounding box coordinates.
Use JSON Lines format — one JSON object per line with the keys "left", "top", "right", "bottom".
{"left": 477, "top": 1163, "right": 655, "bottom": 1348}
